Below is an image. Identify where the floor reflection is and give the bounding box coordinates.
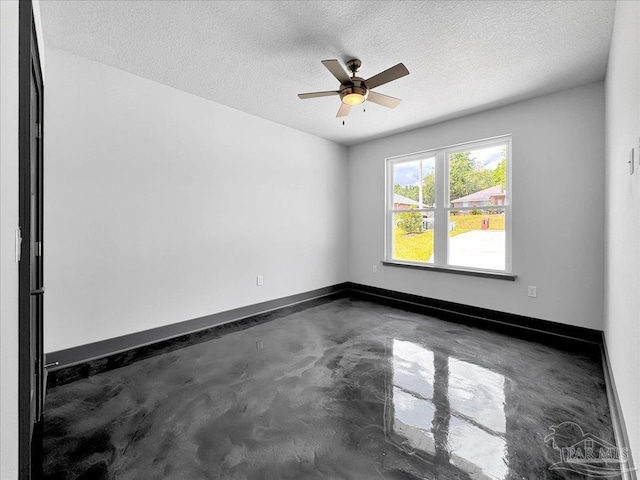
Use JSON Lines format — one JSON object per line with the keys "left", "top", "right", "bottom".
{"left": 387, "top": 339, "right": 508, "bottom": 480}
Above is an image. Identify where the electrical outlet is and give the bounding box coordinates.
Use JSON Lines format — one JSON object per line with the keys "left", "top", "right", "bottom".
{"left": 256, "top": 275, "right": 263, "bottom": 286}
{"left": 372, "top": 265, "right": 377, "bottom": 274}
{"left": 528, "top": 286, "right": 537, "bottom": 298}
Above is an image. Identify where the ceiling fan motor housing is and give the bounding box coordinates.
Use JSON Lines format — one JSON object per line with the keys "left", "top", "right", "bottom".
{"left": 340, "top": 77, "right": 368, "bottom": 105}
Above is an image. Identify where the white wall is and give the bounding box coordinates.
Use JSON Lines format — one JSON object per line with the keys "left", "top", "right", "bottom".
{"left": 604, "top": 0, "right": 640, "bottom": 464}
{"left": 44, "top": 48, "right": 348, "bottom": 353}
{"left": 0, "top": 2, "right": 21, "bottom": 476}
{"left": 349, "top": 82, "right": 605, "bottom": 330}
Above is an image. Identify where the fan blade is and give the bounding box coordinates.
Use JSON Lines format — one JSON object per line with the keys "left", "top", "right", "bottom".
{"left": 298, "top": 91, "right": 340, "bottom": 99}
{"left": 367, "top": 91, "right": 402, "bottom": 109}
{"left": 336, "top": 103, "right": 352, "bottom": 117}
{"left": 322, "top": 59, "right": 352, "bottom": 85}
{"left": 365, "top": 63, "right": 409, "bottom": 90}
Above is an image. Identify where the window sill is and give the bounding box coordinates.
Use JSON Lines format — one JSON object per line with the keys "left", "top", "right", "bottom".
{"left": 381, "top": 261, "right": 517, "bottom": 281}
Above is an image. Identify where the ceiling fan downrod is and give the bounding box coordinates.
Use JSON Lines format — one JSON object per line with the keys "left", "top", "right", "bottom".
{"left": 346, "top": 59, "right": 362, "bottom": 78}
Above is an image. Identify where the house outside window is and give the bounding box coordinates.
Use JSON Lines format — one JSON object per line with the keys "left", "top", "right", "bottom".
{"left": 386, "top": 135, "right": 511, "bottom": 274}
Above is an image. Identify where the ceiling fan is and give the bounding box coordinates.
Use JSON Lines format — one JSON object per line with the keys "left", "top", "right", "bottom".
{"left": 298, "top": 59, "right": 410, "bottom": 118}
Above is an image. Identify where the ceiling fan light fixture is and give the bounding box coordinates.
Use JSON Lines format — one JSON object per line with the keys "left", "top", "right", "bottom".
{"left": 342, "top": 92, "right": 366, "bottom": 105}
{"left": 340, "top": 84, "right": 368, "bottom": 105}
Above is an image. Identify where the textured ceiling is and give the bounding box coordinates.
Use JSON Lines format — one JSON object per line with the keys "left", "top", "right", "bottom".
{"left": 39, "top": 1, "right": 615, "bottom": 146}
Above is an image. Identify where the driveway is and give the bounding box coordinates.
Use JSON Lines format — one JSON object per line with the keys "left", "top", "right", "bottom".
{"left": 429, "top": 230, "right": 505, "bottom": 270}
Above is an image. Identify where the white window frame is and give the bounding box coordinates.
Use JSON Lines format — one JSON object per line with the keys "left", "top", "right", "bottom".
{"left": 385, "top": 135, "right": 513, "bottom": 277}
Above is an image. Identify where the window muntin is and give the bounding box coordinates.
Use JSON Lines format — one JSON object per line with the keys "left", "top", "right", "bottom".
{"left": 386, "top": 136, "right": 511, "bottom": 274}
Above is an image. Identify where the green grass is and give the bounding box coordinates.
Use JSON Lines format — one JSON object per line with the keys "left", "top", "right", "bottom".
{"left": 393, "top": 214, "right": 505, "bottom": 262}
{"left": 393, "top": 229, "right": 434, "bottom": 262}
{"left": 448, "top": 213, "right": 505, "bottom": 238}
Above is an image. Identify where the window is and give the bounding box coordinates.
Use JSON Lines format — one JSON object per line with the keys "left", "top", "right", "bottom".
{"left": 386, "top": 136, "right": 511, "bottom": 274}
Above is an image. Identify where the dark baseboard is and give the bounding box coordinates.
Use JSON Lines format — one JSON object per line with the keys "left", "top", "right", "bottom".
{"left": 601, "top": 333, "right": 637, "bottom": 479}
{"left": 47, "top": 281, "right": 603, "bottom": 386}
{"left": 346, "top": 282, "right": 602, "bottom": 355}
{"left": 46, "top": 284, "right": 349, "bottom": 386}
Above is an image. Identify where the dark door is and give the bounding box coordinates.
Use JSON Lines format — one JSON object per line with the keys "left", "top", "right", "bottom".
{"left": 29, "top": 52, "right": 44, "bottom": 421}
{"left": 19, "top": 1, "right": 44, "bottom": 478}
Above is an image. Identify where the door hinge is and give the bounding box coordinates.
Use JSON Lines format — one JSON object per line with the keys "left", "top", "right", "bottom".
{"left": 36, "top": 241, "right": 42, "bottom": 257}
{"left": 15, "top": 228, "right": 22, "bottom": 262}
{"left": 35, "top": 123, "right": 42, "bottom": 139}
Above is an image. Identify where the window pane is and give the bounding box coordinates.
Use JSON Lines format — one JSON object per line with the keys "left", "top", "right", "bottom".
{"left": 392, "top": 157, "right": 435, "bottom": 209}
{"left": 392, "top": 211, "right": 434, "bottom": 263}
{"left": 448, "top": 145, "right": 507, "bottom": 208}
{"left": 448, "top": 209, "right": 505, "bottom": 270}
{"left": 421, "top": 157, "right": 436, "bottom": 207}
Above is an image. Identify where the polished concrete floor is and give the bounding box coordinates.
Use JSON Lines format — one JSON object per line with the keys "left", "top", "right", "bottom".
{"left": 43, "top": 298, "right": 622, "bottom": 479}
